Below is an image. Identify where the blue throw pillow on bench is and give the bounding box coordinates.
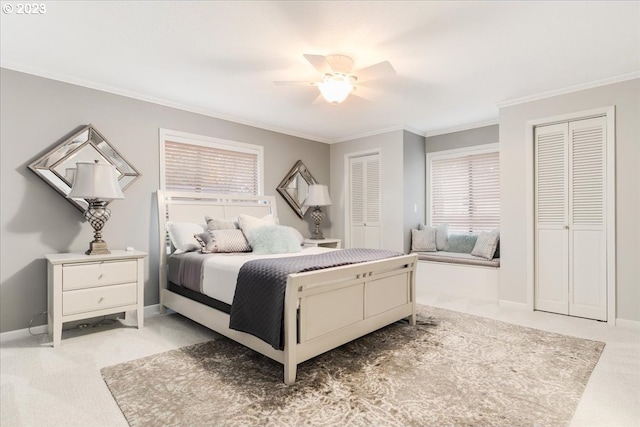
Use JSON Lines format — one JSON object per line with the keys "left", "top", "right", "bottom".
{"left": 447, "top": 233, "right": 478, "bottom": 254}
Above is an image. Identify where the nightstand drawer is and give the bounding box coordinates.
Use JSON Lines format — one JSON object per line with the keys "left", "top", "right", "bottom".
{"left": 63, "top": 282, "right": 137, "bottom": 315}
{"left": 63, "top": 260, "right": 137, "bottom": 290}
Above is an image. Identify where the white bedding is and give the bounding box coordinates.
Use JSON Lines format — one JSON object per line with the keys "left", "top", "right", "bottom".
{"left": 201, "top": 247, "right": 334, "bottom": 304}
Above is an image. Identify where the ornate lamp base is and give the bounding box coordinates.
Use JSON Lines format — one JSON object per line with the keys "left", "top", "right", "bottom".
{"left": 85, "top": 200, "right": 112, "bottom": 255}
{"left": 310, "top": 206, "right": 325, "bottom": 240}
{"left": 86, "top": 240, "right": 110, "bottom": 255}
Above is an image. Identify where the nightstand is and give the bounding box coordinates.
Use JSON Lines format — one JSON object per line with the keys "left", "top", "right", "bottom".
{"left": 45, "top": 250, "right": 147, "bottom": 347}
{"left": 303, "top": 238, "right": 342, "bottom": 249}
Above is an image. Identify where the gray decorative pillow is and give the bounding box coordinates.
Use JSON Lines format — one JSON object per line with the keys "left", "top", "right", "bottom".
{"left": 471, "top": 230, "right": 500, "bottom": 260}
{"left": 246, "top": 225, "right": 302, "bottom": 255}
{"left": 205, "top": 216, "right": 238, "bottom": 231}
{"left": 194, "top": 229, "right": 251, "bottom": 253}
{"left": 411, "top": 228, "right": 437, "bottom": 252}
{"left": 419, "top": 223, "right": 449, "bottom": 250}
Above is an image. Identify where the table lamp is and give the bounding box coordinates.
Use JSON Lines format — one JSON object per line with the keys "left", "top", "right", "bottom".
{"left": 304, "top": 184, "right": 332, "bottom": 239}
{"left": 68, "top": 160, "right": 124, "bottom": 255}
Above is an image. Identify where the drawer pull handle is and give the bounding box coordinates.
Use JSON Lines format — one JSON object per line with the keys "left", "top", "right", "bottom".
{"left": 98, "top": 297, "right": 105, "bottom": 303}
{"left": 98, "top": 274, "right": 104, "bottom": 279}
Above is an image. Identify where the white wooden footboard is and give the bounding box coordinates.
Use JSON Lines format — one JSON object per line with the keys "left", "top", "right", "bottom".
{"left": 283, "top": 254, "right": 417, "bottom": 384}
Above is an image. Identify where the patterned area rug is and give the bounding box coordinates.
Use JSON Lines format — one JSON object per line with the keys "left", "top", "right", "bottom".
{"left": 101, "top": 306, "right": 604, "bottom": 427}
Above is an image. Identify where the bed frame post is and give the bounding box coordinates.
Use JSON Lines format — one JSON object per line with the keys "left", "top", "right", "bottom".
{"left": 409, "top": 259, "right": 417, "bottom": 326}
{"left": 157, "top": 191, "right": 168, "bottom": 314}
{"left": 283, "top": 278, "right": 298, "bottom": 385}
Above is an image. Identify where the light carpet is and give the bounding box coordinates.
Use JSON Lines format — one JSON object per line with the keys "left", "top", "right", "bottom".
{"left": 101, "top": 306, "right": 604, "bottom": 427}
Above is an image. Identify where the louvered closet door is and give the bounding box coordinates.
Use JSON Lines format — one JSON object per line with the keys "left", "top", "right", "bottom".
{"left": 535, "top": 123, "right": 570, "bottom": 315}
{"left": 568, "top": 117, "right": 607, "bottom": 321}
{"left": 349, "top": 154, "right": 381, "bottom": 248}
{"left": 534, "top": 117, "right": 607, "bottom": 321}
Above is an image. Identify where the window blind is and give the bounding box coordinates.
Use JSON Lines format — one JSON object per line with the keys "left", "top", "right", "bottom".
{"left": 429, "top": 149, "right": 500, "bottom": 233}
{"left": 164, "top": 140, "right": 260, "bottom": 195}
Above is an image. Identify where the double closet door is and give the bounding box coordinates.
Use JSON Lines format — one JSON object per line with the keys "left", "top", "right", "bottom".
{"left": 349, "top": 154, "right": 381, "bottom": 249}
{"left": 534, "top": 116, "right": 608, "bottom": 321}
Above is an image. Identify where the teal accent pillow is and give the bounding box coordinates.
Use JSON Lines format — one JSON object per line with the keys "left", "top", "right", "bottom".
{"left": 447, "top": 233, "right": 478, "bottom": 254}
{"left": 246, "top": 225, "right": 302, "bottom": 255}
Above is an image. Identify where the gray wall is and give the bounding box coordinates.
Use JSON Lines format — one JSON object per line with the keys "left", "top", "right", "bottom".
{"left": 329, "top": 130, "right": 405, "bottom": 252}
{"left": 0, "top": 68, "right": 330, "bottom": 333}
{"left": 402, "top": 131, "right": 426, "bottom": 253}
{"left": 425, "top": 124, "right": 499, "bottom": 154}
{"left": 499, "top": 78, "right": 639, "bottom": 322}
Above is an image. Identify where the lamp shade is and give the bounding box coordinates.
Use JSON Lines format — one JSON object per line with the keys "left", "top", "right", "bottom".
{"left": 68, "top": 160, "right": 124, "bottom": 200}
{"left": 304, "top": 184, "right": 332, "bottom": 206}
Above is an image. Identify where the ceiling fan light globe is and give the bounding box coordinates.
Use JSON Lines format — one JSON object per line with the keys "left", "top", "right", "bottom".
{"left": 318, "top": 77, "right": 354, "bottom": 104}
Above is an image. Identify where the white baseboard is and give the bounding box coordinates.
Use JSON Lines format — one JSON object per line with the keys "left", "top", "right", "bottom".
{"left": 498, "top": 300, "right": 529, "bottom": 310}
{"left": 0, "top": 324, "right": 48, "bottom": 344}
{"left": 615, "top": 318, "right": 640, "bottom": 330}
{"left": 0, "top": 304, "right": 165, "bottom": 345}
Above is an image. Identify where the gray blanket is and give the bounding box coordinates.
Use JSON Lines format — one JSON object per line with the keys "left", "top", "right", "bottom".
{"left": 229, "top": 248, "right": 403, "bottom": 350}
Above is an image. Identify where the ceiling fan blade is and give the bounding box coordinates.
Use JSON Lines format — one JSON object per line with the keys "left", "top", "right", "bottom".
{"left": 354, "top": 61, "right": 396, "bottom": 82}
{"left": 303, "top": 54, "right": 333, "bottom": 74}
{"left": 273, "top": 81, "right": 314, "bottom": 86}
{"left": 350, "top": 85, "right": 377, "bottom": 102}
{"left": 311, "top": 94, "right": 325, "bottom": 105}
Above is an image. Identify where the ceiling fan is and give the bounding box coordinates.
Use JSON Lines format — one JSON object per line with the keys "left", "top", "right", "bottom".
{"left": 274, "top": 54, "right": 396, "bottom": 105}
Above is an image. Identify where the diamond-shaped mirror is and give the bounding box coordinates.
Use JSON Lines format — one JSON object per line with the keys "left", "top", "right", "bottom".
{"left": 28, "top": 124, "right": 141, "bottom": 212}
{"left": 276, "top": 160, "right": 318, "bottom": 219}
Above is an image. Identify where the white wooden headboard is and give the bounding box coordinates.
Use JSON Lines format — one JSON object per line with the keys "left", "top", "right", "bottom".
{"left": 156, "top": 190, "right": 278, "bottom": 291}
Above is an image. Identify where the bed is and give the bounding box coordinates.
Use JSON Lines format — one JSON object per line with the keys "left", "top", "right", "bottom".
{"left": 157, "top": 190, "right": 417, "bottom": 384}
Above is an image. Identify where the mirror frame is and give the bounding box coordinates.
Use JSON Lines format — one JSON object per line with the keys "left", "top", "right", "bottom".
{"left": 28, "top": 124, "right": 141, "bottom": 212}
{"left": 276, "top": 160, "right": 318, "bottom": 219}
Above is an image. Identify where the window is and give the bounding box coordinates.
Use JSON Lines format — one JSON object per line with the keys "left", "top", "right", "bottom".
{"left": 427, "top": 143, "right": 499, "bottom": 233}
{"left": 160, "top": 129, "right": 263, "bottom": 195}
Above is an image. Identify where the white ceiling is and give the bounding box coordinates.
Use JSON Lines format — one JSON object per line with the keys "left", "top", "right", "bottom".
{"left": 1, "top": 1, "right": 639, "bottom": 143}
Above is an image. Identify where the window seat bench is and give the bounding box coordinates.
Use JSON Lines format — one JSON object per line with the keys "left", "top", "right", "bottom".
{"left": 412, "top": 231, "right": 500, "bottom": 303}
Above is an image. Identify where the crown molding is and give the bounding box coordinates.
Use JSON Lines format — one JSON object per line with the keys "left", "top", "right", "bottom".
{"left": 424, "top": 119, "right": 499, "bottom": 138}
{"left": 328, "top": 125, "right": 405, "bottom": 144}
{"left": 402, "top": 125, "right": 426, "bottom": 137}
{"left": 0, "top": 63, "right": 332, "bottom": 144}
{"left": 497, "top": 71, "right": 640, "bottom": 109}
{"left": 328, "top": 124, "right": 430, "bottom": 144}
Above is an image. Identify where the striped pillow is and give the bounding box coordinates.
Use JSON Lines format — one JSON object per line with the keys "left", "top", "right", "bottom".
{"left": 194, "top": 229, "right": 251, "bottom": 253}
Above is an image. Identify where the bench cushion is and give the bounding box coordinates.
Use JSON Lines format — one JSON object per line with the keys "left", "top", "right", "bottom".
{"left": 414, "top": 250, "right": 500, "bottom": 268}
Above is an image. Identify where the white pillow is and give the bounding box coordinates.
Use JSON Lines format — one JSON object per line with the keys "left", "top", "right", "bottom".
{"left": 166, "top": 221, "right": 206, "bottom": 253}
{"left": 412, "top": 228, "right": 437, "bottom": 252}
{"left": 471, "top": 230, "right": 500, "bottom": 260}
{"left": 246, "top": 225, "right": 302, "bottom": 255}
{"left": 237, "top": 213, "right": 279, "bottom": 235}
{"left": 419, "top": 223, "right": 449, "bottom": 250}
